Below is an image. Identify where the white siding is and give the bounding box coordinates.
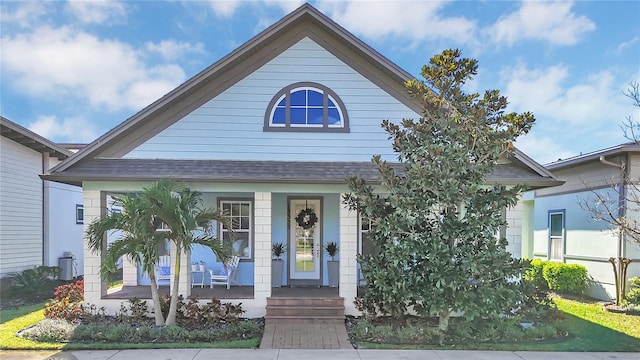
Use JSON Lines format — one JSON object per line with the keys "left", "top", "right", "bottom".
{"left": 45, "top": 181, "right": 84, "bottom": 276}
{"left": 125, "top": 37, "right": 418, "bottom": 161}
{"left": 0, "top": 138, "right": 43, "bottom": 276}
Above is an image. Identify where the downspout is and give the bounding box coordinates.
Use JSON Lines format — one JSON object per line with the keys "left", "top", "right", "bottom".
{"left": 599, "top": 155, "right": 625, "bottom": 260}
{"left": 42, "top": 152, "right": 49, "bottom": 267}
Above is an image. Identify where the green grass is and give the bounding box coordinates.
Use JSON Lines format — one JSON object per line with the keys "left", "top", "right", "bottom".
{"left": 355, "top": 297, "right": 640, "bottom": 351}
{"left": 0, "top": 304, "right": 260, "bottom": 350}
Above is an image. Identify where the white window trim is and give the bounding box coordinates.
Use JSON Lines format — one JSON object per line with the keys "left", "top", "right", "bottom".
{"left": 548, "top": 210, "right": 565, "bottom": 262}
{"left": 219, "top": 199, "right": 253, "bottom": 260}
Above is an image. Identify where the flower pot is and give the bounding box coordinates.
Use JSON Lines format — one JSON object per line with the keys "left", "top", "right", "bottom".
{"left": 272, "top": 260, "right": 284, "bottom": 288}
{"left": 198, "top": 264, "right": 205, "bottom": 272}
{"left": 191, "top": 264, "right": 197, "bottom": 272}
{"left": 327, "top": 260, "right": 339, "bottom": 288}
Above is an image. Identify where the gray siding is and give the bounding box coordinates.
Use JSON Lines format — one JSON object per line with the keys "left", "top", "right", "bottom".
{"left": 0, "top": 138, "right": 43, "bottom": 276}
{"left": 125, "top": 37, "right": 418, "bottom": 161}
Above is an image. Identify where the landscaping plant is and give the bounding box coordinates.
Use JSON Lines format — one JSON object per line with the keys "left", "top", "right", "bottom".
{"left": 344, "top": 49, "right": 535, "bottom": 331}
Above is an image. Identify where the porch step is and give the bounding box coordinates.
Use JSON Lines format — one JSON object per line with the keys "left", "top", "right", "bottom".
{"left": 265, "top": 297, "right": 344, "bottom": 320}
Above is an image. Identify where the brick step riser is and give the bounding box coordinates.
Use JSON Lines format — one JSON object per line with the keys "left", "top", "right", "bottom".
{"left": 266, "top": 306, "right": 344, "bottom": 317}
{"left": 266, "top": 299, "right": 344, "bottom": 307}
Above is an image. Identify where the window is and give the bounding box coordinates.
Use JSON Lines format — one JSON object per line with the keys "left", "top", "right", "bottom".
{"left": 358, "top": 217, "right": 380, "bottom": 257}
{"left": 76, "top": 204, "right": 84, "bottom": 224}
{"left": 264, "top": 82, "right": 349, "bottom": 132}
{"left": 548, "top": 210, "right": 565, "bottom": 261}
{"left": 220, "top": 200, "right": 252, "bottom": 260}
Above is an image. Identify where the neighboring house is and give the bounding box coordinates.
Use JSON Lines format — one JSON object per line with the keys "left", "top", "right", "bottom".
{"left": 0, "top": 116, "right": 84, "bottom": 279}
{"left": 43, "top": 4, "right": 560, "bottom": 317}
{"left": 523, "top": 143, "right": 640, "bottom": 300}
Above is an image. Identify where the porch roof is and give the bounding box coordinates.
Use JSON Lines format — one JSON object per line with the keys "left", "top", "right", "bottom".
{"left": 41, "top": 158, "right": 562, "bottom": 189}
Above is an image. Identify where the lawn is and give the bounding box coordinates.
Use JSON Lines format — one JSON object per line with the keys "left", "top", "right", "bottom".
{"left": 353, "top": 297, "right": 640, "bottom": 351}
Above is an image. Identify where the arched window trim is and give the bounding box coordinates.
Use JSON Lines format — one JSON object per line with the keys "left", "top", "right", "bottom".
{"left": 264, "top": 82, "right": 350, "bottom": 133}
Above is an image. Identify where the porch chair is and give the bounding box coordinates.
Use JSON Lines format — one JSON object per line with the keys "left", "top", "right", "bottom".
{"left": 155, "top": 255, "right": 171, "bottom": 288}
{"left": 208, "top": 256, "right": 241, "bottom": 290}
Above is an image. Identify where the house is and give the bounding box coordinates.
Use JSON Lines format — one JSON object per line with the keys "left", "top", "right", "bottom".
{"left": 523, "top": 143, "right": 640, "bottom": 300}
{"left": 0, "top": 116, "right": 84, "bottom": 279}
{"left": 42, "top": 4, "right": 560, "bottom": 317}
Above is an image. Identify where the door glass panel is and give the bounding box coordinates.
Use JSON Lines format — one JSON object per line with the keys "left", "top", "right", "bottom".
{"left": 295, "top": 227, "right": 316, "bottom": 272}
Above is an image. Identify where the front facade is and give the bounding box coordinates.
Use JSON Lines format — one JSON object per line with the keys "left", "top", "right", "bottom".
{"left": 44, "top": 5, "right": 559, "bottom": 317}
{"left": 525, "top": 144, "right": 640, "bottom": 300}
{"left": 0, "top": 116, "right": 84, "bottom": 279}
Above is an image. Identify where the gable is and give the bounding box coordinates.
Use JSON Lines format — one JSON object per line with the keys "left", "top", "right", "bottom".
{"left": 124, "top": 37, "right": 418, "bottom": 162}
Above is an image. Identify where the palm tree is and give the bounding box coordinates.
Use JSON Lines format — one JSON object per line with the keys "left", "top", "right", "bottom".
{"left": 86, "top": 193, "right": 167, "bottom": 326}
{"left": 143, "top": 179, "right": 231, "bottom": 326}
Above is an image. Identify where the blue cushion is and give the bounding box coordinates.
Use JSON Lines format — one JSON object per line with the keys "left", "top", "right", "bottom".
{"left": 158, "top": 266, "right": 170, "bottom": 276}
{"left": 219, "top": 268, "right": 227, "bottom": 276}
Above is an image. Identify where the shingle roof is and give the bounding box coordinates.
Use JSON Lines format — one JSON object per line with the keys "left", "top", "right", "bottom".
{"left": 42, "top": 158, "right": 562, "bottom": 189}
{"left": 1, "top": 116, "right": 71, "bottom": 160}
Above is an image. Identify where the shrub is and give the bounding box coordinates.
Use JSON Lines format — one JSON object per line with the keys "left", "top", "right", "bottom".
{"left": 622, "top": 277, "right": 640, "bottom": 307}
{"left": 19, "top": 318, "right": 77, "bottom": 342}
{"left": 10, "top": 266, "right": 61, "bottom": 297}
{"left": 542, "top": 262, "right": 588, "bottom": 294}
{"left": 523, "top": 259, "right": 549, "bottom": 290}
{"left": 44, "top": 279, "right": 84, "bottom": 321}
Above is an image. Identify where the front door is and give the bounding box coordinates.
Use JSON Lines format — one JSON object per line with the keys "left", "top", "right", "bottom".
{"left": 289, "top": 199, "right": 321, "bottom": 283}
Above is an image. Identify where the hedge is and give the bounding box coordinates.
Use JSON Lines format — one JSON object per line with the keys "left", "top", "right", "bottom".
{"left": 524, "top": 259, "right": 589, "bottom": 295}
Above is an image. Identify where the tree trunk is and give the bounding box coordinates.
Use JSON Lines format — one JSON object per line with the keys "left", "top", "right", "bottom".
{"left": 148, "top": 271, "right": 165, "bottom": 326}
{"left": 165, "top": 247, "right": 181, "bottom": 326}
{"left": 438, "top": 308, "right": 451, "bottom": 332}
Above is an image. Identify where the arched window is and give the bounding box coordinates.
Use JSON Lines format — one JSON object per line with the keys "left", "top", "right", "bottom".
{"left": 264, "top": 82, "right": 349, "bottom": 132}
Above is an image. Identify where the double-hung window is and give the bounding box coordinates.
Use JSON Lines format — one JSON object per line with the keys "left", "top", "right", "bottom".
{"left": 548, "top": 210, "right": 565, "bottom": 261}
{"left": 220, "top": 200, "right": 252, "bottom": 260}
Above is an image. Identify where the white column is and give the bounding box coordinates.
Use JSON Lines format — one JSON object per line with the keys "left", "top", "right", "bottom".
{"left": 253, "top": 192, "right": 272, "bottom": 315}
{"left": 83, "top": 190, "right": 107, "bottom": 304}
{"left": 505, "top": 199, "right": 523, "bottom": 258}
{"left": 339, "top": 195, "right": 359, "bottom": 315}
{"left": 170, "top": 243, "right": 191, "bottom": 296}
{"left": 122, "top": 258, "right": 137, "bottom": 286}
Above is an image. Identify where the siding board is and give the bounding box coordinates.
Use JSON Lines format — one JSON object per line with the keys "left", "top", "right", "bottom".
{"left": 125, "top": 37, "right": 417, "bottom": 161}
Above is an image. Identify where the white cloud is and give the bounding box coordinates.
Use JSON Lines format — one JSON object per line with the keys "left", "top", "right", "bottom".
{"left": 28, "top": 115, "right": 100, "bottom": 143}
{"left": 514, "top": 134, "right": 575, "bottom": 165}
{"left": 145, "top": 40, "right": 206, "bottom": 61}
{"left": 66, "top": 0, "right": 127, "bottom": 24}
{"left": 502, "top": 64, "right": 628, "bottom": 128}
{"left": 318, "top": 1, "right": 476, "bottom": 44}
{"left": 0, "top": 1, "right": 49, "bottom": 28}
{"left": 207, "top": 0, "right": 242, "bottom": 18}
{"left": 488, "top": 1, "right": 595, "bottom": 46}
{"left": 617, "top": 36, "right": 639, "bottom": 53}
{"left": 1, "top": 26, "right": 187, "bottom": 112}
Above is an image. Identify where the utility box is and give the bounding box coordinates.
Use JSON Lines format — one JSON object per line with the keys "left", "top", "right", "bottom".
{"left": 58, "top": 257, "right": 73, "bottom": 281}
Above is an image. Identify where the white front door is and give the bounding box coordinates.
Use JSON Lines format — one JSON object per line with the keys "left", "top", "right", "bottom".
{"left": 289, "top": 199, "right": 321, "bottom": 281}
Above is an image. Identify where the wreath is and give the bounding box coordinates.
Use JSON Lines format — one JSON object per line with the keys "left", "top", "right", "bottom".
{"left": 295, "top": 208, "right": 318, "bottom": 229}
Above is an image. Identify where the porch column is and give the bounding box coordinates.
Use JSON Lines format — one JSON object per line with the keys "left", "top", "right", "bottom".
{"left": 83, "top": 190, "right": 107, "bottom": 304}
{"left": 254, "top": 192, "right": 272, "bottom": 313}
{"left": 170, "top": 243, "right": 191, "bottom": 296}
{"left": 339, "top": 195, "right": 359, "bottom": 315}
{"left": 122, "top": 258, "right": 137, "bottom": 286}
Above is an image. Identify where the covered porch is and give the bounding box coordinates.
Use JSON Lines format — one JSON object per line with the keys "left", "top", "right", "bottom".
{"left": 83, "top": 187, "right": 360, "bottom": 318}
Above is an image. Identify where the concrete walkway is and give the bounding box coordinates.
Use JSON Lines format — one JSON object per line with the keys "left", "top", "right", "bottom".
{"left": 2, "top": 349, "right": 639, "bottom": 360}
{"left": 260, "top": 319, "right": 352, "bottom": 349}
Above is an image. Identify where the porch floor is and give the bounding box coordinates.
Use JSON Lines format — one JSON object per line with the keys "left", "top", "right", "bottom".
{"left": 103, "top": 285, "right": 254, "bottom": 299}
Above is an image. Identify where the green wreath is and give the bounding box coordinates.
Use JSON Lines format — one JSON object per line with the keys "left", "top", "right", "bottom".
{"left": 295, "top": 208, "right": 318, "bottom": 229}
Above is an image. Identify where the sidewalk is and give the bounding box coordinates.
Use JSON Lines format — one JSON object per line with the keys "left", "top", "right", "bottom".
{"left": 1, "top": 349, "right": 639, "bottom": 360}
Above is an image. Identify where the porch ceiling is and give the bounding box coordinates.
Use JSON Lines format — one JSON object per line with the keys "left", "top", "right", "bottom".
{"left": 42, "top": 158, "right": 561, "bottom": 189}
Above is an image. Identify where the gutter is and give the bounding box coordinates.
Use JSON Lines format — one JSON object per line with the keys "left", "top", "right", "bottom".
{"left": 599, "top": 155, "right": 626, "bottom": 258}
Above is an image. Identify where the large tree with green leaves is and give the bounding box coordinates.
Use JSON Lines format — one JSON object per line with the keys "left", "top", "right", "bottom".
{"left": 143, "top": 180, "right": 231, "bottom": 326}
{"left": 343, "top": 49, "right": 535, "bottom": 331}
{"left": 86, "top": 193, "right": 167, "bottom": 326}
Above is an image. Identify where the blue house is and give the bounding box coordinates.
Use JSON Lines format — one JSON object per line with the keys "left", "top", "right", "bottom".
{"left": 44, "top": 4, "right": 559, "bottom": 317}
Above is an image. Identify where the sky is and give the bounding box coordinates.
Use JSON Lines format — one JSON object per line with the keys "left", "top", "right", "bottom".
{"left": 1, "top": 0, "right": 639, "bottom": 165}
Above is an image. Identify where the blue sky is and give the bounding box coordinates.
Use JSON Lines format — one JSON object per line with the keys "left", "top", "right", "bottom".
{"left": 1, "top": 0, "right": 639, "bottom": 164}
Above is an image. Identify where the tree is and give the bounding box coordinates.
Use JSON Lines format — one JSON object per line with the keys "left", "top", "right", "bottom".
{"left": 86, "top": 193, "right": 167, "bottom": 326}
{"left": 579, "top": 82, "right": 640, "bottom": 304}
{"left": 343, "top": 49, "right": 535, "bottom": 331}
{"left": 143, "top": 180, "right": 231, "bottom": 326}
